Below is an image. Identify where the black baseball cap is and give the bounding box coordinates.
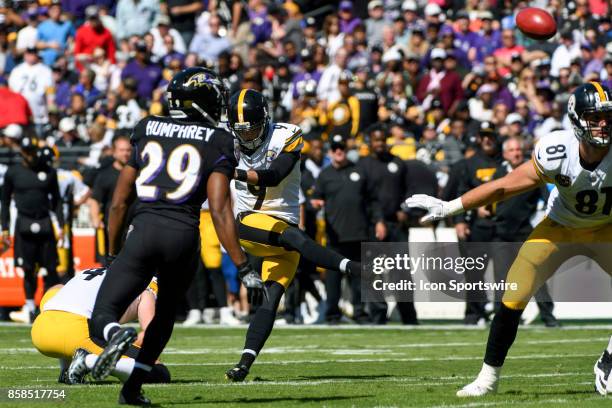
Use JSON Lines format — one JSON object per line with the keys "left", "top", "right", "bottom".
{"left": 479, "top": 121, "right": 496, "bottom": 136}
{"left": 330, "top": 134, "right": 346, "bottom": 150}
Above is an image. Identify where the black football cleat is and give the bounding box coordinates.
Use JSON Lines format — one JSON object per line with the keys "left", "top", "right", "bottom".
{"left": 119, "top": 389, "right": 151, "bottom": 406}
{"left": 58, "top": 368, "right": 69, "bottom": 384}
{"left": 92, "top": 327, "right": 137, "bottom": 381}
{"left": 67, "top": 348, "right": 90, "bottom": 384}
{"left": 225, "top": 364, "right": 249, "bottom": 382}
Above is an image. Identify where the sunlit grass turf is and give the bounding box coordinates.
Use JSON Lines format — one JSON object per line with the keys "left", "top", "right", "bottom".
{"left": 1, "top": 323, "right": 612, "bottom": 407}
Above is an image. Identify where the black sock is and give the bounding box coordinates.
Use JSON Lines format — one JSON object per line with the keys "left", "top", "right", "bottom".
{"left": 122, "top": 366, "right": 149, "bottom": 394}
{"left": 279, "top": 228, "right": 347, "bottom": 272}
{"left": 241, "top": 308, "right": 277, "bottom": 369}
{"left": 238, "top": 352, "right": 256, "bottom": 369}
{"left": 347, "top": 261, "right": 360, "bottom": 274}
{"left": 484, "top": 303, "right": 524, "bottom": 367}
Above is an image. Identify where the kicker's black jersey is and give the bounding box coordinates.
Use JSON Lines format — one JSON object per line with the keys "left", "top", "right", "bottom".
{"left": 128, "top": 115, "right": 237, "bottom": 227}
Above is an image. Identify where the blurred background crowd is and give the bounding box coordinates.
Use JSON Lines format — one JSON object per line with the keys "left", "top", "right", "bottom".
{"left": 1, "top": 0, "right": 610, "bottom": 325}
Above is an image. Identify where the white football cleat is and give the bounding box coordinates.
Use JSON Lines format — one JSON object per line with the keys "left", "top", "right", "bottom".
{"left": 594, "top": 345, "right": 612, "bottom": 396}
{"left": 9, "top": 308, "right": 34, "bottom": 324}
{"left": 219, "top": 307, "right": 241, "bottom": 326}
{"left": 183, "top": 309, "right": 202, "bottom": 326}
{"left": 456, "top": 380, "right": 497, "bottom": 397}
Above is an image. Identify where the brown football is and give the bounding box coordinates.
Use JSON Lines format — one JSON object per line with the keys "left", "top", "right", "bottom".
{"left": 515, "top": 7, "right": 557, "bottom": 40}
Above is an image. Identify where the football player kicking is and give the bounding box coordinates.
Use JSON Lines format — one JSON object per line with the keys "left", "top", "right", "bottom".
{"left": 89, "top": 68, "right": 261, "bottom": 405}
{"left": 405, "top": 82, "right": 612, "bottom": 397}
{"left": 225, "top": 89, "right": 360, "bottom": 381}
{"left": 31, "top": 268, "right": 170, "bottom": 385}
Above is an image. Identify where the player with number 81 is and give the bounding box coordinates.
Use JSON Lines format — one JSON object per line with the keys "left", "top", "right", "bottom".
{"left": 405, "top": 82, "right": 612, "bottom": 397}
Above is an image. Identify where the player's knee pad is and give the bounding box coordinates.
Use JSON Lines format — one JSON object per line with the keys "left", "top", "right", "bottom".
{"left": 145, "top": 364, "right": 171, "bottom": 383}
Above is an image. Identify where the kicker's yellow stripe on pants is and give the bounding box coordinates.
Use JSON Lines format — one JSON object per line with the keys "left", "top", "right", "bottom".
{"left": 239, "top": 212, "right": 300, "bottom": 288}
{"left": 200, "top": 210, "right": 222, "bottom": 268}
{"left": 502, "top": 217, "right": 612, "bottom": 310}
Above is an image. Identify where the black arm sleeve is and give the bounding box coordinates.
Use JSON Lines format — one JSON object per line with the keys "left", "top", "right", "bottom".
{"left": 1, "top": 168, "right": 13, "bottom": 231}
{"left": 49, "top": 170, "right": 64, "bottom": 227}
{"left": 254, "top": 151, "right": 300, "bottom": 187}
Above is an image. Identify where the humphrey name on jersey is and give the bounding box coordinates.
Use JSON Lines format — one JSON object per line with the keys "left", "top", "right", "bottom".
{"left": 145, "top": 119, "right": 215, "bottom": 141}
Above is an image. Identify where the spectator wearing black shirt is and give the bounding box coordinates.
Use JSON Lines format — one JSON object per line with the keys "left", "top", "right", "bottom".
{"left": 163, "top": 0, "right": 203, "bottom": 48}
{"left": 312, "top": 135, "right": 385, "bottom": 324}
{"left": 455, "top": 121, "right": 503, "bottom": 325}
{"left": 88, "top": 135, "right": 132, "bottom": 264}
{"left": 491, "top": 137, "right": 559, "bottom": 327}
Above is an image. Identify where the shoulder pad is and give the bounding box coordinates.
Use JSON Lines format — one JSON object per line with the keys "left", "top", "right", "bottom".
{"left": 532, "top": 130, "right": 573, "bottom": 182}
{"left": 130, "top": 117, "right": 151, "bottom": 145}
{"left": 274, "top": 123, "right": 303, "bottom": 153}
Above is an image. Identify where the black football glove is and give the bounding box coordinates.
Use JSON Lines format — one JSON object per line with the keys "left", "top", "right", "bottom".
{"left": 237, "top": 262, "right": 268, "bottom": 306}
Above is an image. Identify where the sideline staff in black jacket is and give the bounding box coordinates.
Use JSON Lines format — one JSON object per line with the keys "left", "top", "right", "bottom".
{"left": 312, "top": 135, "right": 385, "bottom": 324}
{"left": 1, "top": 136, "right": 63, "bottom": 323}
{"left": 456, "top": 122, "right": 503, "bottom": 324}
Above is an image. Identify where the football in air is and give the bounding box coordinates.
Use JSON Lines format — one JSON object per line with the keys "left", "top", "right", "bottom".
{"left": 515, "top": 7, "right": 557, "bottom": 40}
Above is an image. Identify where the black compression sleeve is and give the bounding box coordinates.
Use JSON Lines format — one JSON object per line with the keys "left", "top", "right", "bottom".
{"left": 255, "top": 151, "right": 299, "bottom": 187}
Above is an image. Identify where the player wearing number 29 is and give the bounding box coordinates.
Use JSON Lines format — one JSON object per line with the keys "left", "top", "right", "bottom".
{"left": 405, "top": 82, "right": 612, "bottom": 397}
{"left": 225, "top": 89, "right": 360, "bottom": 382}
{"left": 89, "top": 67, "right": 260, "bottom": 406}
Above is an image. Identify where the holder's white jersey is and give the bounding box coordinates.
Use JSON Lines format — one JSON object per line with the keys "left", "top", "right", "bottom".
{"left": 234, "top": 122, "right": 303, "bottom": 224}
{"left": 43, "top": 269, "right": 157, "bottom": 318}
{"left": 533, "top": 130, "right": 612, "bottom": 228}
{"left": 42, "top": 268, "right": 108, "bottom": 318}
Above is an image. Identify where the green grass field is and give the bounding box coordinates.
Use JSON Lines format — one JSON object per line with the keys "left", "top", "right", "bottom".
{"left": 1, "top": 323, "right": 612, "bottom": 407}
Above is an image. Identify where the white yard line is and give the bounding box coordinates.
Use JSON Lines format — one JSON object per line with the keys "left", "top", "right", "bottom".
{"left": 2, "top": 336, "right": 607, "bottom": 356}
{"left": 2, "top": 322, "right": 612, "bottom": 330}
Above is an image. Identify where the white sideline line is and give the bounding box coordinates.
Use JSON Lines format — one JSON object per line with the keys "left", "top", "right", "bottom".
{"left": 54, "top": 375, "right": 591, "bottom": 389}
{"left": 2, "top": 336, "right": 607, "bottom": 356}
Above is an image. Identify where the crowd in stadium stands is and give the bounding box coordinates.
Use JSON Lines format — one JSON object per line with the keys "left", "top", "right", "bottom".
{"left": 0, "top": 0, "right": 611, "bottom": 324}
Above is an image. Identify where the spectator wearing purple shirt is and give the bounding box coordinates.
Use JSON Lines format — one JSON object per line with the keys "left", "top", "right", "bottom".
{"left": 581, "top": 43, "right": 604, "bottom": 78}
{"left": 291, "top": 49, "right": 322, "bottom": 101}
{"left": 248, "top": 0, "right": 272, "bottom": 45}
{"left": 338, "top": 1, "right": 362, "bottom": 34}
{"left": 121, "top": 41, "right": 163, "bottom": 100}
{"left": 453, "top": 11, "right": 482, "bottom": 65}
{"left": 62, "top": 0, "right": 114, "bottom": 24}
{"left": 474, "top": 11, "right": 502, "bottom": 63}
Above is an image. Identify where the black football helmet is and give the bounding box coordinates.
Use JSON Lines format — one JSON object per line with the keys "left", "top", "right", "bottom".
{"left": 568, "top": 82, "right": 612, "bottom": 147}
{"left": 166, "top": 67, "right": 228, "bottom": 126}
{"left": 228, "top": 89, "right": 270, "bottom": 151}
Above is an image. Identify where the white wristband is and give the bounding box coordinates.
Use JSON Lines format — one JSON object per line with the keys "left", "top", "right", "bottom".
{"left": 446, "top": 198, "right": 465, "bottom": 216}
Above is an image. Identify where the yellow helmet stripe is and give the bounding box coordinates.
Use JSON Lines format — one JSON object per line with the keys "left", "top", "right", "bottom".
{"left": 590, "top": 81, "right": 607, "bottom": 102}
{"left": 237, "top": 89, "right": 248, "bottom": 123}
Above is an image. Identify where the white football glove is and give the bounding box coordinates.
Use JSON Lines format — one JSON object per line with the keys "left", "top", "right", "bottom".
{"left": 402, "top": 194, "right": 464, "bottom": 223}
